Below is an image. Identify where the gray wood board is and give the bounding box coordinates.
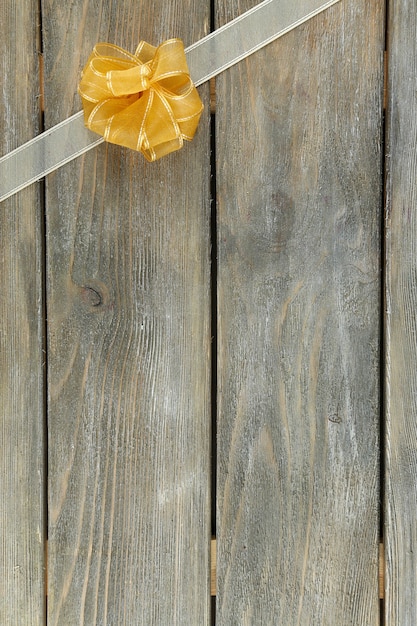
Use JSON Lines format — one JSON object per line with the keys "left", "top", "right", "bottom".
{"left": 42, "top": 1, "right": 212, "bottom": 623}
{"left": 0, "top": 1, "right": 45, "bottom": 623}
{"left": 215, "top": 0, "right": 384, "bottom": 623}
{"left": 385, "top": 1, "right": 417, "bottom": 623}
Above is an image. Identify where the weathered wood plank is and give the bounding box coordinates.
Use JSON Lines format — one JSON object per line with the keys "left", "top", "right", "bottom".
{"left": 0, "top": 1, "right": 45, "bottom": 624}
{"left": 385, "top": 1, "right": 417, "bottom": 623}
{"left": 215, "top": 1, "right": 384, "bottom": 623}
{"left": 42, "top": 1, "right": 211, "bottom": 623}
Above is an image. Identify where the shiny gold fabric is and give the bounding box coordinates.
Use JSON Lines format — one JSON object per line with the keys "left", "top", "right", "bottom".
{"left": 78, "top": 39, "right": 204, "bottom": 161}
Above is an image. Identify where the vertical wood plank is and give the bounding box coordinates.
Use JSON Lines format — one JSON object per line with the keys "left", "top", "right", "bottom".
{"left": 0, "top": 1, "right": 45, "bottom": 624}
{"left": 385, "top": 1, "right": 417, "bottom": 623}
{"left": 42, "top": 1, "right": 211, "bottom": 623}
{"left": 215, "top": 1, "right": 384, "bottom": 623}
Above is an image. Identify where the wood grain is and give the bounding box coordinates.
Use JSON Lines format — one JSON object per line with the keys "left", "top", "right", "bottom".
{"left": 42, "top": 1, "right": 211, "bottom": 623}
{"left": 215, "top": 0, "right": 384, "bottom": 623}
{"left": 0, "top": 1, "right": 45, "bottom": 624}
{"left": 385, "top": 1, "right": 417, "bottom": 623}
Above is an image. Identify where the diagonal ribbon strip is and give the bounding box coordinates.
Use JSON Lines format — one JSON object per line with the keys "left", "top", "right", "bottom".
{"left": 0, "top": 0, "right": 341, "bottom": 203}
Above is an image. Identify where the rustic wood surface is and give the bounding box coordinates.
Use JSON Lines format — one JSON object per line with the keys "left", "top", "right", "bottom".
{"left": 0, "top": 1, "right": 45, "bottom": 624}
{"left": 4, "top": 1, "right": 417, "bottom": 624}
{"left": 42, "top": 1, "right": 211, "bottom": 624}
{"left": 385, "top": 1, "right": 417, "bottom": 624}
{"left": 215, "top": 0, "right": 384, "bottom": 623}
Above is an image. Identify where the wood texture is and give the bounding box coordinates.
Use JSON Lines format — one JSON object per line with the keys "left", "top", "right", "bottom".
{"left": 215, "top": 1, "right": 384, "bottom": 623}
{"left": 385, "top": 1, "right": 417, "bottom": 623}
{"left": 42, "top": 1, "right": 211, "bottom": 623}
{"left": 0, "top": 1, "right": 45, "bottom": 624}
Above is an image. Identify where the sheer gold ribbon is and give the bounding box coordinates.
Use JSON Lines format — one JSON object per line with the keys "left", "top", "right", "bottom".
{"left": 78, "top": 39, "right": 204, "bottom": 161}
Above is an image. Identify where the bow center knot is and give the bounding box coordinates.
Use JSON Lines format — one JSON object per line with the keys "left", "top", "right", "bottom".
{"left": 106, "top": 63, "right": 152, "bottom": 97}
{"left": 138, "top": 64, "right": 152, "bottom": 90}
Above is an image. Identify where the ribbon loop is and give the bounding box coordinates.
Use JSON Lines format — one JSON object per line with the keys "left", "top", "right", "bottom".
{"left": 78, "top": 39, "right": 204, "bottom": 161}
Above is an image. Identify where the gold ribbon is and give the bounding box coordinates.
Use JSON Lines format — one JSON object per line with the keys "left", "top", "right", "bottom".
{"left": 78, "top": 39, "right": 204, "bottom": 161}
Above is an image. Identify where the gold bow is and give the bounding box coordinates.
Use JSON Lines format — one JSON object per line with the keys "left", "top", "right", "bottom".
{"left": 78, "top": 39, "right": 203, "bottom": 161}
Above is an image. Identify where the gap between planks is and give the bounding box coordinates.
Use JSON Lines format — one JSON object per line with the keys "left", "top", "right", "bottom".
{"left": 210, "top": 77, "right": 216, "bottom": 113}
{"left": 211, "top": 537, "right": 216, "bottom": 596}
{"left": 379, "top": 541, "right": 384, "bottom": 601}
{"left": 43, "top": 538, "right": 381, "bottom": 599}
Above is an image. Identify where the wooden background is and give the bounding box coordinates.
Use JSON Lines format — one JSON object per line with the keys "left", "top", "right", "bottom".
{"left": 1, "top": 0, "right": 416, "bottom": 624}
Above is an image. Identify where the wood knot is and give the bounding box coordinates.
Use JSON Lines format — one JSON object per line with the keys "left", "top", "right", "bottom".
{"left": 81, "top": 286, "right": 103, "bottom": 307}
{"left": 328, "top": 414, "right": 342, "bottom": 424}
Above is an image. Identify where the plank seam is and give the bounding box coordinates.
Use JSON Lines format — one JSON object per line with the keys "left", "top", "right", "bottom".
{"left": 37, "top": 0, "right": 48, "bottom": 619}
{"left": 380, "top": 2, "right": 390, "bottom": 624}
{"left": 211, "top": 538, "right": 217, "bottom": 596}
{"left": 379, "top": 542, "right": 385, "bottom": 600}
